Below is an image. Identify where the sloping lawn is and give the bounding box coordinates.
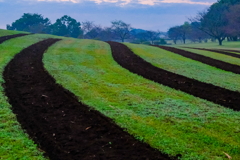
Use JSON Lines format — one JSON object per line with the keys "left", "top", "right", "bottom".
{"left": 124, "top": 43, "right": 240, "bottom": 92}
{"left": 0, "top": 29, "right": 29, "bottom": 37}
{"left": 44, "top": 39, "right": 240, "bottom": 160}
{"left": 174, "top": 41, "right": 240, "bottom": 50}
{"left": 177, "top": 47, "right": 240, "bottom": 66}
{"left": 0, "top": 34, "right": 57, "bottom": 159}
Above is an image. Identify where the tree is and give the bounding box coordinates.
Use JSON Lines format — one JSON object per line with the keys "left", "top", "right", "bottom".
{"left": 85, "top": 25, "right": 103, "bottom": 39}
{"left": 168, "top": 26, "right": 181, "bottom": 44}
{"left": 133, "top": 32, "right": 148, "bottom": 44}
{"left": 50, "top": 15, "right": 82, "bottom": 38}
{"left": 111, "top": 20, "right": 132, "bottom": 42}
{"left": 224, "top": 4, "right": 240, "bottom": 40}
{"left": 98, "top": 27, "right": 114, "bottom": 41}
{"left": 82, "top": 21, "right": 95, "bottom": 33}
{"left": 188, "top": 22, "right": 209, "bottom": 43}
{"left": 178, "top": 22, "right": 191, "bottom": 44}
{"left": 190, "top": 3, "right": 228, "bottom": 45}
{"left": 7, "top": 13, "right": 51, "bottom": 33}
{"left": 145, "top": 30, "right": 161, "bottom": 44}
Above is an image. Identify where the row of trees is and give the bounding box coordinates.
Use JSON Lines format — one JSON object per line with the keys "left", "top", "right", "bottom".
{"left": 168, "top": 0, "right": 240, "bottom": 45}
{"left": 7, "top": 13, "right": 166, "bottom": 44}
{"left": 168, "top": 22, "right": 209, "bottom": 44}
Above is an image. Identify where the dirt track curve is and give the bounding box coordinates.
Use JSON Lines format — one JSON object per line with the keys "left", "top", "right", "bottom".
{"left": 185, "top": 47, "right": 240, "bottom": 59}
{"left": 153, "top": 45, "right": 240, "bottom": 74}
{"left": 218, "top": 49, "right": 240, "bottom": 53}
{"left": 3, "top": 38, "right": 173, "bottom": 160}
{"left": 0, "top": 34, "right": 28, "bottom": 44}
{"left": 107, "top": 41, "right": 240, "bottom": 111}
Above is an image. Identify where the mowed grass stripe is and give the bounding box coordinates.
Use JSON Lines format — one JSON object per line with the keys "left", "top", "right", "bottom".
{"left": 4, "top": 38, "right": 170, "bottom": 160}
{"left": 44, "top": 39, "right": 240, "bottom": 160}
{"left": 124, "top": 43, "right": 240, "bottom": 92}
{"left": 186, "top": 47, "right": 240, "bottom": 59}
{"left": 0, "top": 34, "right": 56, "bottom": 159}
{"left": 0, "top": 29, "right": 28, "bottom": 37}
{"left": 110, "top": 42, "right": 240, "bottom": 110}
{"left": 178, "top": 47, "right": 240, "bottom": 67}
{"left": 219, "top": 49, "right": 240, "bottom": 54}
{"left": 0, "top": 34, "right": 29, "bottom": 44}
{"left": 156, "top": 45, "right": 240, "bottom": 74}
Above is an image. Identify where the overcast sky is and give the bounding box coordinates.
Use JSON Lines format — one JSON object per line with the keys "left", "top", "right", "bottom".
{"left": 0, "top": 0, "right": 217, "bottom": 31}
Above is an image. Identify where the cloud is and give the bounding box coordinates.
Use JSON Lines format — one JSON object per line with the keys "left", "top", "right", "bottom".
{"left": 35, "top": 0, "right": 213, "bottom": 5}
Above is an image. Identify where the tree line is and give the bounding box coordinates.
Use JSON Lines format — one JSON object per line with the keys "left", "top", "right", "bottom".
{"left": 168, "top": 0, "right": 240, "bottom": 45}
{"left": 7, "top": 13, "right": 166, "bottom": 44}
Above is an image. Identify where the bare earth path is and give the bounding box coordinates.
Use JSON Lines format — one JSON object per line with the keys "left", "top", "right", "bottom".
{"left": 217, "top": 49, "right": 240, "bottom": 53}
{"left": 107, "top": 41, "right": 240, "bottom": 111}
{"left": 0, "top": 34, "right": 28, "bottom": 44}
{"left": 154, "top": 45, "right": 240, "bottom": 74}
{"left": 3, "top": 38, "right": 172, "bottom": 160}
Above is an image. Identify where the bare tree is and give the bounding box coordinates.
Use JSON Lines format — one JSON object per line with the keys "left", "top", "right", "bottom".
{"left": 111, "top": 20, "right": 132, "bottom": 42}
{"left": 82, "top": 21, "right": 95, "bottom": 38}
{"left": 190, "top": 3, "right": 228, "bottom": 45}
{"left": 98, "top": 27, "right": 113, "bottom": 41}
{"left": 85, "top": 25, "right": 103, "bottom": 39}
{"left": 145, "top": 30, "right": 161, "bottom": 44}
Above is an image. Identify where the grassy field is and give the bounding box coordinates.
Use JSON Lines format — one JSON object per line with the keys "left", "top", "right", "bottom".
{"left": 43, "top": 39, "right": 240, "bottom": 160}
{"left": 173, "top": 40, "right": 240, "bottom": 50}
{"left": 175, "top": 47, "right": 240, "bottom": 67}
{"left": 0, "top": 29, "right": 29, "bottom": 37}
{"left": 0, "top": 33, "right": 59, "bottom": 160}
{"left": 124, "top": 43, "right": 240, "bottom": 92}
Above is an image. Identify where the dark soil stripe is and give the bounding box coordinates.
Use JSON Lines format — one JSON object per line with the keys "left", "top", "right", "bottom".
{"left": 218, "top": 49, "right": 240, "bottom": 53}
{"left": 153, "top": 45, "right": 240, "bottom": 74}
{"left": 0, "top": 34, "right": 29, "bottom": 44}
{"left": 107, "top": 41, "right": 240, "bottom": 111}
{"left": 3, "top": 38, "right": 172, "bottom": 160}
{"left": 185, "top": 47, "right": 240, "bottom": 59}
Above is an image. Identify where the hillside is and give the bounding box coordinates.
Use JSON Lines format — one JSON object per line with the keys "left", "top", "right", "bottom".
{"left": 0, "top": 29, "right": 240, "bottom": 160}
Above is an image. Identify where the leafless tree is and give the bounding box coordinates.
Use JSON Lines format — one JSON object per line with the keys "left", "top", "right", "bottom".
{"left": 111, "top": 20, "right": 132, "bottom": 42}
{"left": 190, "top": 4, "right": 228, "bottom": 45}
{"left": 82, "top": 21, "right": 95, "bottom": 38}
{"left": 145, "top": 30, "right": 161, "bottom": 44}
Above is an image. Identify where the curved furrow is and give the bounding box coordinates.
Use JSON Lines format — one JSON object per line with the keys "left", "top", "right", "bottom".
{"left": 218, "top": 49, "right": 240, "bottom": 53}
{"left": 0, "top": 34, "right": 29, "bottom": 44}
{"left": 107, "top": 41, "right": 240, "bottom": 111}
{"left": 3, "top": 38, "right": 171, "bottom": 160}
{"left": 186, "top": 47, "right": 240, "bottom": 59}
{"left": 154, "top": 45, "right": 240, "bottom": 74}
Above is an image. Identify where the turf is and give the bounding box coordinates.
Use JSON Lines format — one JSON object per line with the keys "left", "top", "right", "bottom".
{"left": 0, "top": 29, "right": 29, "bottom": 37}
{"left": 175, "top": 47, "right": 240, "bottom": 67}
{"left": 174, "top": 41, "right": 240, "bottom": 50}
{"left": 124, "top": 43, "right": 240, "bottom": 92}
{"left": 0, "top": 34, "right": 57, "bottom": 159}
{"left": 43, "top": 39, "right": 240, "bottom": 160}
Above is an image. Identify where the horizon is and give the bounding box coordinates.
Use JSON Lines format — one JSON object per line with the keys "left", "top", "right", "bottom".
{"left": 0, "top": 0, "right": 217, "bottom": 32}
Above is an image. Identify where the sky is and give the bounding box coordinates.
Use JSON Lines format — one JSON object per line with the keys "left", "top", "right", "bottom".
{"left": 0, "top": 0, "right": 217, "bottom": 31}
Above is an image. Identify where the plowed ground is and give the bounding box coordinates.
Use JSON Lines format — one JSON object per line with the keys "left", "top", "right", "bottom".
{"left": 107, "top": 41, "right": 240, "bottom": 111}
{"left": 0, "top": 34, "right": 28, "bottom": 44}
{"left": 3, "top": 38, "right": 172, "bottom": 160}
{"left": 154, "top": 45, "right": 240, "bottom": 74}
{"left": 185, "top": 47, "right": 240, "bottom": 59}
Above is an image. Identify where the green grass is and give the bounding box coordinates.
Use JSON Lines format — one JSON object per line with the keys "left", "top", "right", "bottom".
{"left": 44, "top": 39, "right": 240, "bottom": 160}
{"left": 0, "top": 29, "right": 29, "bottom": 37}
{"left": 173, "top": 40, "right": 240, "bottom": 50}
{"left": 176, "top": 47, "right": 240, "bottom": 67}
{"left": 0, "top": 34, "right": 58, "bottom": 159}
{"left": 124, "top": 43, "right": 240, "bottom": 92}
